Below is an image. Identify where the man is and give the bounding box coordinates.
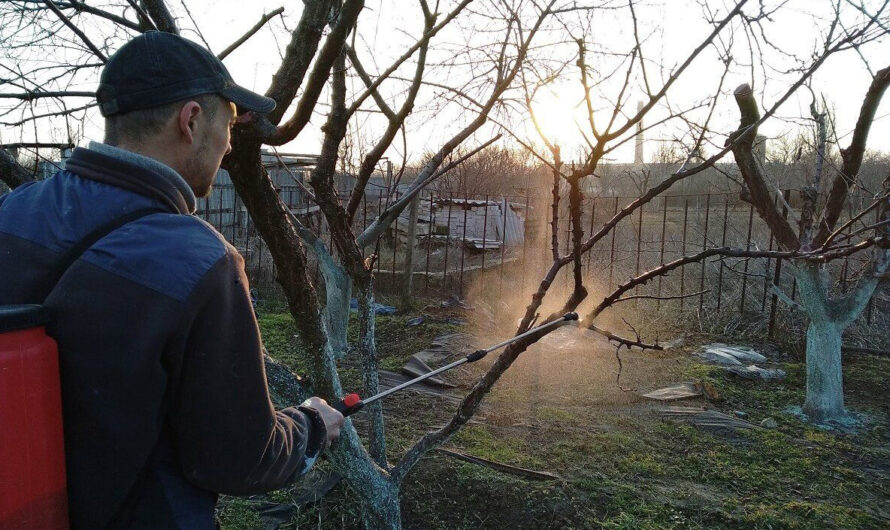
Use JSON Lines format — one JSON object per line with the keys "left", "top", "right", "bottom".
{"left": 0, "top": 32, "right": 344, "bottom": 529}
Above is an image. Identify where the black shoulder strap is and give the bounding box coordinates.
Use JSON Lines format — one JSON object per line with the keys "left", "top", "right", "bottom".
{"left": 48, "top": 208, "right": 161, "bottom": 287}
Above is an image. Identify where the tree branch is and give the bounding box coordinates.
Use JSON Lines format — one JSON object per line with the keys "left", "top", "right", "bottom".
{"left": 261, "top": 0, "right": 333, "bottom": 126}
{"left": 124, "top": 0, "right": 157, "bottom": 30}
{"left": 813, "top": 65, "right": 890, "bottom": 245}
{"left": 356, "top": 134, "right": 501, "bottom": 248}
{"left": 267, "top": 0, "right": 364, "bottom": 145}
{"left": 602, "top": 0, "right": 749, "bottom": 142}
{"left": 218, "top": 7, "right": 284, "bottom": 60}
{"left": 0, "top": 91, "right": 95, "bottom": 100}
{"left": 42, "top": 0, "right": 107, "bottom": 62}
{"left": 727, "top": 83, "right": 800, "bottom": 251}
{"left": 588, "top": 324, "right": 662, "bottom": 351}
{"left": 344, "top": 0, "right": 473, "bottom": 118}
{"left": 140, "top": 0, "right": 178, "bottom": 34}
{"left": 0, "top": 149, "right": 34, "bottom": 189}
{"left": 63, "top": 0, "right": 141, "bottom": 31}
{"left": 358, "top": 1, "right": 555, "bottom": 248}
{"left": 344, "top": 3, "right": 435, "bottom": 222}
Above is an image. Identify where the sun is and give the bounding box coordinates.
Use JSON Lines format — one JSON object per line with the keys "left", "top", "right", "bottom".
{"left": 529, "top": 90, "right": 583, "bottom": 148}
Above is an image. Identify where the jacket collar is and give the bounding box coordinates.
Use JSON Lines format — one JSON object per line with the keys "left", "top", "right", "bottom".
{"left": 65, "top": 142, "right": 197, "bottom": 214}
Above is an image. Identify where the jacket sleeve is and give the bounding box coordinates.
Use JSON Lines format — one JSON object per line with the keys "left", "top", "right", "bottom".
{"left": 170, "top": 247, "right": 325, "bottom": 494}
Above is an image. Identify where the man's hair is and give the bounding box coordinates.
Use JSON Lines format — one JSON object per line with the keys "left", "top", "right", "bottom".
{"left": 104, "top": 94, "right": 221, "bottom": 146}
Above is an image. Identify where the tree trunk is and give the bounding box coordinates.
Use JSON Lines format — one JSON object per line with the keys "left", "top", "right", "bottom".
{"left": 328, "top": 426, "right": 401, "bottom": 529}
{"left": 321, "top": 261, "right": 352, "bottom": 359}
{"left": 359, "top": 484, "right": 401, "bottom": 530}
{"left": 402, "top": 193, "right": 420, "bottom": 307}
{"left": 789, "top": 258, "right": 888, "bottom": 423}
{"left": 791, "top": 263, "right": 846, "bottom": 422}
{"left": 355, "top": 279, "right": 387, "bottom": 466}
{"left": 801, "top": 316, "right": 845, "bottom": 422}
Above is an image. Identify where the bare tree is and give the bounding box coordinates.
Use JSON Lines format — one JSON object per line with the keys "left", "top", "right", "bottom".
{"left": 3, "top": 1, "right": 888, "bottom": 527}
{"left": 0, "top": 1, "right": 561, "bottom": 526}
{"left": 0, "top": 148, "right": 33, "bottom": 189}
{"left": 421, "top": 144, "right": 541, "bottom": 196}
{"left": 726, "top": 73, "right": 889, "bottom": 423}
{"left": 479, "top": 0, "right": 889, "bottom": 430}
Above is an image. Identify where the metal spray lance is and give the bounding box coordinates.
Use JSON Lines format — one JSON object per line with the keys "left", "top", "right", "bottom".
{"left": 332, "top": 312, "right": 579, "bottom": 416}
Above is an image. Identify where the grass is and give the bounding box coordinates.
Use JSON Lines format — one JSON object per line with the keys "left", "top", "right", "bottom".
{"left": 218, "top": 306, "right": 890, "bottom": 529}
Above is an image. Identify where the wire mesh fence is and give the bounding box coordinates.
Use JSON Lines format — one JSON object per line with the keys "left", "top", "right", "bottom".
{"left": 200, "top": 184, "right": 887, "bottom": 334}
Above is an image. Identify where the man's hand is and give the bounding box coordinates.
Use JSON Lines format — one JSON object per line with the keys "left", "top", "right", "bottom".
{"left": 302, "top": 397, "right": 344, "bottom": 448}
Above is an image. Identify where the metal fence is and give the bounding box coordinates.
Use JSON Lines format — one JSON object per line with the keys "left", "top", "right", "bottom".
{"left": 199, "top": 185, "right": 886, "bottom": 333}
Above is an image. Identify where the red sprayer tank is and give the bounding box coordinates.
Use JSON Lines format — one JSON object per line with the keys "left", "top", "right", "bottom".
{"left": 0, "top": 305, "right": 69, "bottom": 529}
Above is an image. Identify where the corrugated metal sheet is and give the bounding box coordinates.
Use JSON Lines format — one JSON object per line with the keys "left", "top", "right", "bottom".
{"left": 394, "top": 196, "right": 526, "bottom": 247}
{"left": 500, "top": 198, "right": 524, "bottom": 246}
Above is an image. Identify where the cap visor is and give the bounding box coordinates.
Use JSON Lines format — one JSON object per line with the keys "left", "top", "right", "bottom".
{"left": 220, "top": 85, "right": 276, "bottom": 114}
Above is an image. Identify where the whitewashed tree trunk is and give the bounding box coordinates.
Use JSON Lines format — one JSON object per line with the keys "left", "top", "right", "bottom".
{"left": 328, "top": 425, "right": 401, "bottom": 530}
{"left": 790, "top": 256, "right": 887, "bottom": 422}
{"left": 801, "top": 313, "right": 845, "bottom": 421}
{"left": 322, "top": 263, "right": 351, "bottom": 359}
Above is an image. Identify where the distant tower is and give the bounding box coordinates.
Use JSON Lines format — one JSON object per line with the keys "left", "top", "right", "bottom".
{"left": 634, "top": 101, "right": 644, "bottom": 164}
{"left": 753, "top": 134, "right": 767, "bottom": 165}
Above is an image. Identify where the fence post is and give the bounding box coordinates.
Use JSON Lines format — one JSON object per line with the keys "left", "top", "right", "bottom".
{"left": 716, "top": 196, "right": 729, "bottom": 312}
{"left": 867, "top": 205, "right": 879, "bottom": 324}
{"left": 739, "top": 202, "right": 755, "bottom": 313}
{"left": 521, "top": 191, "right": 530, "bottom": 293}
{"left": 425, "top": 192, "right": 435, "bottom": 293}
{"left": 608, "top": 197, "right": 618, "bottom": 289}
{"left": 444, "top": 194, "right": 453, "bottom": 293}
{"left": 459, "top": 200, "right": 469, "bottom": 297}
{"left": 768, "top": 190, "right": 791, "bottom": 338}
{"left": 587, "top": 195, "right": 596, "bottom": 276}
{"left": 657, "top": 196, "right": 668, "bottom": 310}
{"left": 481, "top": 194, "right": 490, "bottom": 283}
{"left": 699, "top": 193, "right": 711, "bottom": 314}
{"left": 402, "top": 192, "right": 420, "bottom": 305}
{"left": 391, "top": 192, "right": 400, "bottom": 291}
{"left": 375, "top": 191, "right": 383, "bottom": 284}
{"left": 762, "top": 194, "right": 778, "bottom": 312}
{"left": 499, "top": 197, "right": 508, "bottom": 298}
{"left": 680, "top": 199, "right": 688, "bottom": 311}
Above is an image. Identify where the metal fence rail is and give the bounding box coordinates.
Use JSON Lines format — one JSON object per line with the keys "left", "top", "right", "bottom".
{"left": 199, "top": 185, "right": 886, "bottom": 332}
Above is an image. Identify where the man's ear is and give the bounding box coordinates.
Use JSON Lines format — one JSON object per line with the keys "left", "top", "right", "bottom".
{"left": 178, "top": 101, "right": 202, "bottom": 145}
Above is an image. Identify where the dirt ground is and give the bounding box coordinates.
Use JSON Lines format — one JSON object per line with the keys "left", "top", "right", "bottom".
{"left": 218, "top": 307, "right": 890, "bottom": 529}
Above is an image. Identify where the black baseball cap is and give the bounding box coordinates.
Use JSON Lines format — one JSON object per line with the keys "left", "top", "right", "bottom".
{"left": 96, "top": 31, "right": 275, "bottom": 117}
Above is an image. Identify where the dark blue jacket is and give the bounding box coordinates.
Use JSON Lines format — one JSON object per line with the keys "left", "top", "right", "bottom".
{"left": 0, "top": 145, "right": 323, "bottom": 529}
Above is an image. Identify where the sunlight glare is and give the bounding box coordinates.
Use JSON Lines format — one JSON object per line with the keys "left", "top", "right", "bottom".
{"left": 530, "top": 90, "right": 582, "bottom": 149}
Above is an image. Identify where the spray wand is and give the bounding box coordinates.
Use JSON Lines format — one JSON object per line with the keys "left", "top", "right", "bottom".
{"left": 332, "top": 312, "right": 579, "bottom": 416}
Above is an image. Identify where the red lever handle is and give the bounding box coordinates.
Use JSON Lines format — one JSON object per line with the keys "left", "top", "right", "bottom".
{"left": 333, "top": 392, "right": 362, "bottom": 416}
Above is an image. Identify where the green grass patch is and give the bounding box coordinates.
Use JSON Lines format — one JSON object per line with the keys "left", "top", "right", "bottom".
{"left": 230, "top": 308, "right": 890, "bottom": 529}
{"left": 256, "top": 310, "right": 460, "bottom": 375}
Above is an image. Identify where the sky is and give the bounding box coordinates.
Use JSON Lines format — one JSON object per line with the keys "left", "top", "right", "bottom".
{"left": 1, "top": 0, "right": 889, "bottom": 166}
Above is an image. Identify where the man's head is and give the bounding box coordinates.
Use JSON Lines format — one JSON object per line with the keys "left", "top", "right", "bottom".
{"left": 97, "top": 32, "right": 274, "bottom": 197}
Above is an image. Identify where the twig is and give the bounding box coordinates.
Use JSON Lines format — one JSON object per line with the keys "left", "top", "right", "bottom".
{"left": 42, "top": 0, "right": 107, "bottom": 62}
{"left": 0, "top": 91, "right": 95, "bottom": 100}
{"left": 0, "top": 142, "right": 75, "bottom": 149}
{"left": 770, "top": 284, "right": 804, "bottom": 311}
{"left": 589, "top": 324, "right": 662, "bottom": 351}
{"left": 124, "top": 0, "right": 157, "bottom": 30}
{"left": 613, "top": 344, "right": 634, "bottom": 392}
{"left": 218, "top": 7, "right": 285, "bottom": 60}
{"left": 270, "top": 146, "right": 317, "bottom": 203}
{"left": 436, "top": 448, "right": 561, "bottom": 481}
{"left": 613, "top": 289, "right": 710, "bottom": 304}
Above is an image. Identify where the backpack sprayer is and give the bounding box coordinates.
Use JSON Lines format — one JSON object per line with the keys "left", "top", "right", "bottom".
{"left": 332, "top": 312, "right": 579, "bottom": 416}
{"left": 0, "top": 305, "right": 69, "bottom": 529}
